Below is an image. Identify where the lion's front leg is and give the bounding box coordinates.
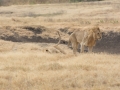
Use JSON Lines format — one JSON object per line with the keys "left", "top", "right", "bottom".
{"left": 80, "top": 43, "right": 84, "bottom": 53}
{"left": 88, "top": 46, "right": 93, "bottom": 53}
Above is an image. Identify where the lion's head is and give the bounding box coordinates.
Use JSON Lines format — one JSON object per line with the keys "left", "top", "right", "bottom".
{"left": 90, "top": 26, "right": 102, "bottom": 40}
{"left": 86, "top": 26, "right": 102, "bottom": 47}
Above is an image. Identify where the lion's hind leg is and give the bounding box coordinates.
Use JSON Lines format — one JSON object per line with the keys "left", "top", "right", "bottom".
{"left": 72, "top": 42, "right": 78, "bottom": 56}
{"left": 88, "top": 46, "right": 93, "bottom": 53}
{"left": 80, "top": 43, "right": 85, "bottom": 53}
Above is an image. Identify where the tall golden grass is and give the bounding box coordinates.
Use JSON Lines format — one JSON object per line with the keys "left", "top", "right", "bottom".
{"left": 0, "top": 0, "right": 115, "bottom": 6}
{"left": 0, "top": 0, "right": 70, "bottom": 6}
{"left": 0, "top": 51, "right": 120, "bottom": 90}
{"left": 0, "top": 0, "right": 120, "bottom": 90}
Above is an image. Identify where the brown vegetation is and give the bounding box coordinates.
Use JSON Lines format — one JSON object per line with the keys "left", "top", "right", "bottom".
{"left": 0, "top": 52, "right": 120, "bottom": 90}
{"left": 0, "top": 0, "right": 104, "bottom": 6}
{"left": 0, "top": 0, "right": 120, "bottom": 90}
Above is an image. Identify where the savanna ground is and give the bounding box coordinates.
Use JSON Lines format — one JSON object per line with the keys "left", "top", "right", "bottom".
{"left": 0, "top": 0, "right": 120, "bottom": 90}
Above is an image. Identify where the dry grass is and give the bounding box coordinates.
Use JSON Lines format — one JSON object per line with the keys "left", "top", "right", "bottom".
{"left": 0, "top": 0, "right": 120, "bottom": 90}
{"left": 0, "top": 52, "right": 120, "bottom": 90}
{"left": 0, "top": 0, "right": 107, "bottom": 6}
{"left": 0, "top": 0, "right": 120, "bottom": 31}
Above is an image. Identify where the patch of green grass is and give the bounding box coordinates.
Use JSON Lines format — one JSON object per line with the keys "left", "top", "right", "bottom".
{"left": 70, "top": 0, "right": 103, "bottom": 3}
{"left": 99, "top": 18, "right": 119, "bottom": 24}
{"left": 22, "top": 10, "right": 65, "bottom": 17}
{"left": 79, "top": 20, "right": 91, "bottom": 25}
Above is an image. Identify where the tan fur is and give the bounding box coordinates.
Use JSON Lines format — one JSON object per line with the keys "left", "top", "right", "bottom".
{"left": 68, "top": 26, "right": 102, "bottom": 55}
{"left": 44, "top": 31, "right": 66, "bottom": 54}
{"left": 54, "top": 31, "right": 66, "bottom": 54}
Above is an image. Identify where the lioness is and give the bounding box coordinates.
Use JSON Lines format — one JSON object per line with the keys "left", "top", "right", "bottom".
{"left": 43, "top": 31, "right": 66, "bottom": 54}
{"left": 68, "top": 26, "right": 102, "bottom": 55}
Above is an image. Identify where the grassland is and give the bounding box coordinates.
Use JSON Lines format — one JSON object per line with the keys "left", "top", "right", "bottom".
{"left": 0, "top": 0, "right": 120, "bottom": 90}
{"left": 0, "top": 52, "right": 120, "bottom": 90}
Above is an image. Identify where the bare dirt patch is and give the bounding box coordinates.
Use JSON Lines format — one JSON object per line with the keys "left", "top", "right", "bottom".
{"left": 0, "top": 25, "right": 120, "bottom": 54}
{"left": 95, "top": 31, "right": 120, "bottom": 54}
{"left": 0, "top": 25, "right": 66, "bottom": 43}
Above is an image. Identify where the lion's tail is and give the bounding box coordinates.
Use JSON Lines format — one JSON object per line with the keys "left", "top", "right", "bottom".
{"left": 54, "top": 31, "right": 66, "bottom": 54}
{"left": 55, "top": 31, "right": 61, "bottom": 46}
